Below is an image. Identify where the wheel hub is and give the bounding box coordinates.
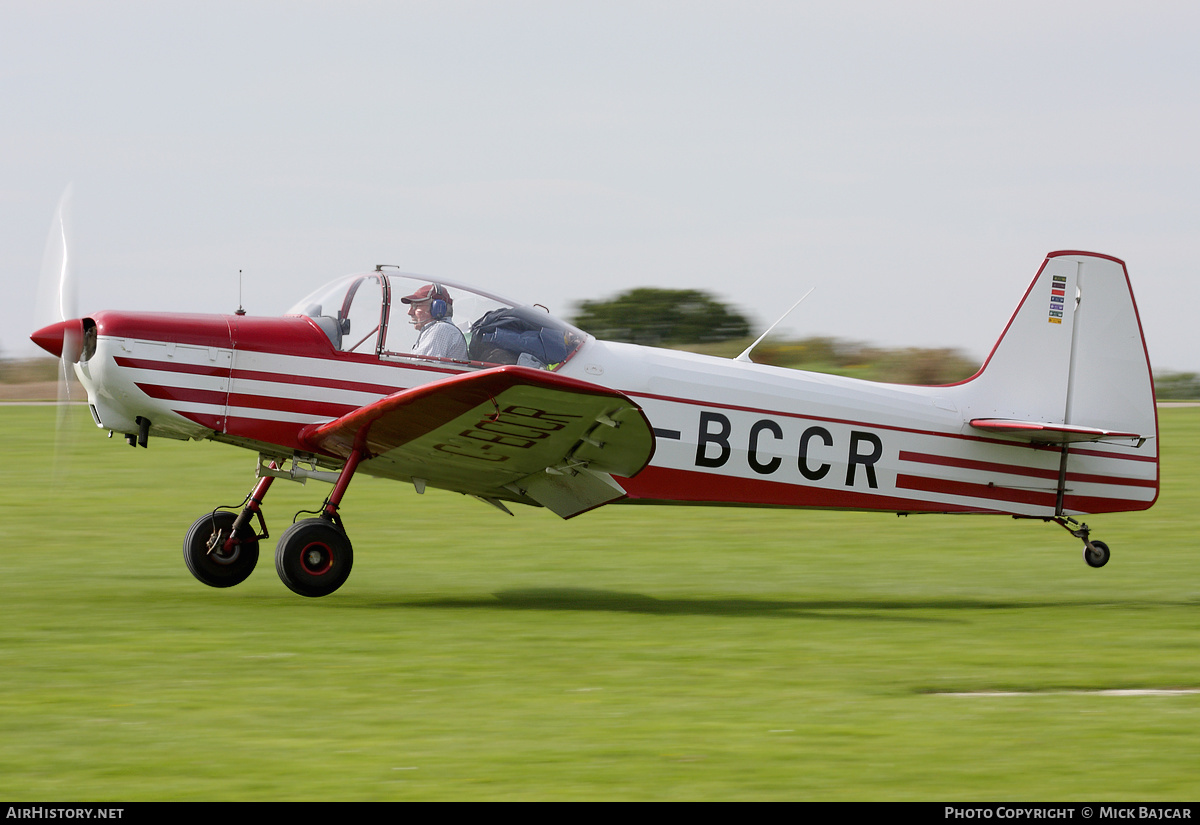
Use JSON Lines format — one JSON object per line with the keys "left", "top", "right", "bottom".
{"left": 211, "top": 546, "right": 241, "bottom": 565}
{"left": 301, "top": 543, "right": 333, "bottom": 575}
{"left": 206, "top": 529, "right": 241, "bottom": 565}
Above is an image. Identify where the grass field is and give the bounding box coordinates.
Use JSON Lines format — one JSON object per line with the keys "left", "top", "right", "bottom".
{"left": 2, "top": 405, "right": 1198, "bottom": 800}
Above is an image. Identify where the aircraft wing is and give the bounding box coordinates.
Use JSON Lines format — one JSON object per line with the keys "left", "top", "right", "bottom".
{"left": 298, "top": 366, "right": 655, "bottom": 518}
{"left": 968, "top": 418, "right": 1146, "bottom": 446}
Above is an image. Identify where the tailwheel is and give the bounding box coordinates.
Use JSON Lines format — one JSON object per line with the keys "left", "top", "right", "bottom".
{"left": 275, "top": 518, "right": 354, "bottom": 597}
{"left": 1051, "top": 516, "right": 1112, "bottom": 569}
{"left": 1084, "top": 539, "right": 1111, "bottom": 569}
{"left": 184, "top": 511, "right": 259, "bottom": 588}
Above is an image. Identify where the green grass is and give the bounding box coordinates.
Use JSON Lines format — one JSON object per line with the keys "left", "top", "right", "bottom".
{"left": 2, "top": 405, "right": 1199, "bottom": 800}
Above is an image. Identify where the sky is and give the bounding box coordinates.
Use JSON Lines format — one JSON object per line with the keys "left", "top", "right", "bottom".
{"left": 4, "top": 1, "right": 1199, "bottom": 371}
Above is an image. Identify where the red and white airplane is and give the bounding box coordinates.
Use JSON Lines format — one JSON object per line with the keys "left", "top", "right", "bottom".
{"left": 31, "top": 251, "right": 1158, "bottom": 597}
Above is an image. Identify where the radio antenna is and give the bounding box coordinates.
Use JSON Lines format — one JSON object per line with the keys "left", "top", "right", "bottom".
{"left": 736, "top": 287, "right": 814, "bottom": 363}
{"left": 235, "top": 269, "right": 246, "bottom": 316}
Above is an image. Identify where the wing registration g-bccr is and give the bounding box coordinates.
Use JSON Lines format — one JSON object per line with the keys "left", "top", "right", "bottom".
{"left": 31, "top": 251, "right": 1158, "bottom": 597}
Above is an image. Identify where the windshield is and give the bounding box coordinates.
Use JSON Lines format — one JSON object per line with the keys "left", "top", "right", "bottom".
{"left": 286, "top": 269, "right": 587, "bottom": 369}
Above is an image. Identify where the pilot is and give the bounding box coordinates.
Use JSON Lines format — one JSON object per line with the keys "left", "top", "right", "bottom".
{"left": 401, "top": 283, "right": 469, "bottom": 361}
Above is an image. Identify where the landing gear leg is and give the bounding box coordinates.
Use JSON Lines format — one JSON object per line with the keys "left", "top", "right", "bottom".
{"left": 1053, "top": 516, "right": 1111, "bottom": 568}
{"left": 275, "top": 450, "right": 364, "bottom": 598}
{"left": 230, "top": 470, "right": 275, "bottom": 545}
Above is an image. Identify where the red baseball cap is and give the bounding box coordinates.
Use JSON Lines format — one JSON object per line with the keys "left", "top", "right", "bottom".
{"left": 400, "top": 283, "right": 451, "bottom": 305}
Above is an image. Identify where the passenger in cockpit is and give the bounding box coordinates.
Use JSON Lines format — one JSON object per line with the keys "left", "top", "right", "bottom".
{"left": 401, "top": 283, "right": 469, "bottom": 361}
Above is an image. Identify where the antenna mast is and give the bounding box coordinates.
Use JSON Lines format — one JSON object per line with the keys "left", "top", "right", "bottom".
{"left": 736, "top": 288, "right": 814, "bottom": 363}
{"left": 235, "top": 269, "right": 246, "bottom": 316}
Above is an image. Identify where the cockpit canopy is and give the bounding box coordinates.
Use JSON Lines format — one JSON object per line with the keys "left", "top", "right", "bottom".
{"left": 285, "top": 268, "right": 588, "bottom": 370}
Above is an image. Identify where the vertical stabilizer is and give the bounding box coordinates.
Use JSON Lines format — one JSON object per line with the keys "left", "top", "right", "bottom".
{"left": 961, "top": 251, "right": 1156, "bottom": 444}
{"left": 954, "top": 251, "right": 1158, "bottom": 517}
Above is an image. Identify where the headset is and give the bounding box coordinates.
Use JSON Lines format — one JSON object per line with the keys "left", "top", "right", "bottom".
{"left": 429, "top": 283, "right": 450, "bottom": 321}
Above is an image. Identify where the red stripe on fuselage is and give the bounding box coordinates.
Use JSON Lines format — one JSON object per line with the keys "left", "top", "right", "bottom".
{"left": 898, "top": 450, "right": 1157, "bottom": 489}
{"left": 136, "top": 382, "right": 357, "bottom": 419}
{"left": 116, "top": 355, "right": 414, "bottom": 396}
{"left": 620, "top": 466, "right": 998, "bottom": 513}
{"left": 114, "top": 357, "right": 227, "bottom": 378}
{"left": 1061, "top": 492, "right": 1155, "bottom": 513}
{"left": 896, "top": 473, "right": 1152, "bottom": 512}
{"left": 896, "top": 474, "right": 1057, "bottom": 509}
{"left": 227, "top": 392, "right": 358, "bottom": 418}
{"left": 230, "top": 366, "right": 402, "bottom": 396}
{"left": 136, "top": 384, "right": 227, "bottom": 406}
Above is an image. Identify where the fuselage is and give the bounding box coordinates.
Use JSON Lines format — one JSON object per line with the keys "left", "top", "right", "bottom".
{"left": 72, "top": 305, "right": 1157, "bottom": 519}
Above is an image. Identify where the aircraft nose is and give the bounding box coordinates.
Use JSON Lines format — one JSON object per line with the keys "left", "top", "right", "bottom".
{"left": 31, "top": 319, "right": 84, "bottom": 361}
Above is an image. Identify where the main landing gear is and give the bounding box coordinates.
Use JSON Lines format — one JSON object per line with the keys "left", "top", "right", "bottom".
{"left": 1051, "top": 515, "right": 1111, "bottom": 568}
{"left": 182, "top": 451, "right": 364, "bottom": 597}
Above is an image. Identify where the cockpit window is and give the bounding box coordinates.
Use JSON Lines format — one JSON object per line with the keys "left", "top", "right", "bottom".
{"left": 287, "top": 270, "right": 587, "bottom": 369}
{"left": 286, "top": 273, "right": 386, "bottom": 354}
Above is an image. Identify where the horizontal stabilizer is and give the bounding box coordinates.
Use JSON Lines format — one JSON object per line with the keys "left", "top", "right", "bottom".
{"left": 969, "top": 418, "right": 1145, "bottom": 446}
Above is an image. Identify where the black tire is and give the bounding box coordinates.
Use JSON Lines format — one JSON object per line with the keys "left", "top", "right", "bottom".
{"left": 183, "top": 511, "right": 259, "bottom": 588}
{"left": 275, "top": 518, "right": 354, "bottom": 597}
{"left": 1084, "top": 539, "right": 1111, "bottom": 568}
